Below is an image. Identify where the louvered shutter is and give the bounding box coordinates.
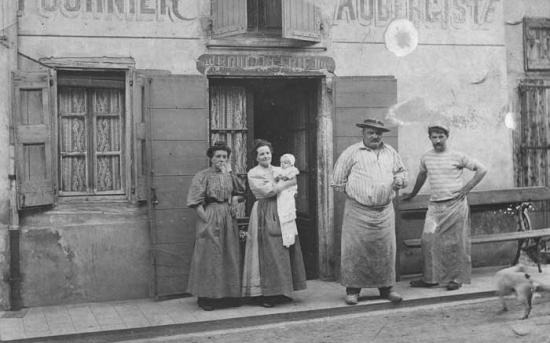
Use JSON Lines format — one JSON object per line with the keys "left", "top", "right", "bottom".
{"left": 133, "top": 73, "right": 147, "bottom": 202}
{"left": 211, "top": 0, "right": 247, "bottom": 38}
{"left": 13, "top": 70, "right": 57, "bottom": 208}
{"left": 282, "top": 0, "right": 321, "bottom": 42}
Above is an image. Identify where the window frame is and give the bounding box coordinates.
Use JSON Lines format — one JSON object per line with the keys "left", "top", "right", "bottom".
{"left": 35, "top": 58, "right": 137, "bottom": 204}
{"left": 56, "top": 68, "right": 133, "bottom": 203}
{"left": 56, "top": 71, "right": 127, "bottom": 198}
{"left": 210, "top": 0, "right": 321, "bottom": 43}
{"left": 246, "top": 0, "right": 282, "bottom": 36}
{"left": 524, "top": 17, "right": 550, "bottom": 71}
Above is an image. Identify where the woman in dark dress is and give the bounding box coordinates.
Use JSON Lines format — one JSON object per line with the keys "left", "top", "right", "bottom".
{"left": 186, "top": 141, "right": 245, "bottom": 311}
{"left": 241, "top": 139, "right": 307, "bottom": 307}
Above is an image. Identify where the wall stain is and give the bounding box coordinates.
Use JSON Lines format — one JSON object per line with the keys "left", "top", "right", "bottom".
{"left": 386, "top": 97, "right": 481, "bottom": 130}
{"left": 21, "top": 229, "right": 81, "bottom": 306}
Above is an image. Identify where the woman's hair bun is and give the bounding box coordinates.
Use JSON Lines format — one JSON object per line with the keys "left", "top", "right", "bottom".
{"left": 213, "top": 141, "right": 227, "bottom": 148}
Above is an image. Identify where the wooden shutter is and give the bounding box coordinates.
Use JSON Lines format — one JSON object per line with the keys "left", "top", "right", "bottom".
{"left": 282, "top": 0, "right": 321, "bottom": 42}
{"left": 13, "top": 70, "right": 57, "bottom": 208}
{"left": 333, "top": 76, "right": 398, "bottom": 277}
{"left": 146, "top": 75, "right": 208, "bottom": 298}
{"left": 211, "top": 0, "right": 247, "bottom": 38}
{"left": 516, "top": 81, "right": 550, "bottom": 227}
{"left": 133, "top": 73, "right": 147, "bottom": 202}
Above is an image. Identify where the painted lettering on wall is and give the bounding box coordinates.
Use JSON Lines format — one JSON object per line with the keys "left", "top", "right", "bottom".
{"left": 196, "top": 54, "right": 336, "bottom": 74}
{"left": 35, "top": 0, "right": 195, "bottom": 21}
{"left": 333, "top": 0, "right": 500, "bottom": 29}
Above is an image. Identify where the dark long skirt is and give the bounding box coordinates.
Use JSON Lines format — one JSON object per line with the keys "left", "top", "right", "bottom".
{"left": 186, "top": 202, "right": 241, "bottom": 298}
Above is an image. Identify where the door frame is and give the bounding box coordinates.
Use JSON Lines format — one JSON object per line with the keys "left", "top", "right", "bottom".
{"left": 206, "top": 75, "right": 336, "bottom": 280}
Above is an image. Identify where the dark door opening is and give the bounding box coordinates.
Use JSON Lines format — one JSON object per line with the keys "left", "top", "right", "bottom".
{"left": 209, "top": 77, "right": 319, "bottom": 279}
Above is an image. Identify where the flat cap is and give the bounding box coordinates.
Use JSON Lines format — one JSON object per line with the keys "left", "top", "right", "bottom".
{"left": 428, "top": 123, "right": 450, "bottom": 134}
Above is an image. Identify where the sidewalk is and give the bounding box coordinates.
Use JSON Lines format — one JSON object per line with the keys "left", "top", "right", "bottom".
{"left": 1, "top": 264, "right": 549, "bottom": 343}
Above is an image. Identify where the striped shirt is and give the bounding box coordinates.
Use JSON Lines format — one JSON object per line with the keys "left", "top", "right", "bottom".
{"left": 331, "top": 141, "right": 408, "bottom": 207}
{"left": 420, "top": 149, "right": 485, "bottom": 202}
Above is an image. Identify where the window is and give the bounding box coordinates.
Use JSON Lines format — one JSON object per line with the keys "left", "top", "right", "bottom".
{"left": 211, "top": 0, "right": 321, "bottom": 42}
{"left": 247, "top": 0, "right": 282, "bottom": 34}
{"left": 524, "top": 18, "right": 550, "bottom": 71}
{"left": 13, "top": 67, "right": 140, "bottom": 209}
{"left": 57, "top": 71, "right": 125, "bottom": 196}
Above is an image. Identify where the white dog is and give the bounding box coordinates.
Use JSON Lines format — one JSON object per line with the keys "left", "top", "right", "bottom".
{"left": 494, "top": 264, "right": 550, "bottom": 319}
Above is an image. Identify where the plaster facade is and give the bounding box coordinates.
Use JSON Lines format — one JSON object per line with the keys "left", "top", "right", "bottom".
{"left": 0, "top": 0, "right": 544, "bottom": 309}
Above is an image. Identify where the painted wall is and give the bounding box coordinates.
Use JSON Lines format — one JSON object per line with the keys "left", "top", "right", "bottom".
{"left": 0, "top": 1, "right": 19, "bottom": 310}
{"left": 4, "top": 0, "right": 534, "bottom": 307}
{"left": 325, "top": 0, "right": 510, "bottom": 193}
{"left": 18, "top": 1, "right": 512, "bottom": 193}
{"left": 18, "top": 0, "right": 206, "bottom": 73}
{"left": 19, "top": 204, "right": 149, "bottom": 306}
{"left": 506, "top": 0, "right": 550, "bottom": 98}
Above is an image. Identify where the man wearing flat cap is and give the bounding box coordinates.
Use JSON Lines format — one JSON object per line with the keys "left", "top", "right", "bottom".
{"left": 331, "top": 118, "right": 408, "bottom": 305}
{"left": 401, "top": 123, "right": 487, "bottom": 291}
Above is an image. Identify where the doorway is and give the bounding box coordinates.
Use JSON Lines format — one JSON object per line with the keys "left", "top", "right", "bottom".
{"left": 209, "top": 77, "right": 319, "bottom": 279}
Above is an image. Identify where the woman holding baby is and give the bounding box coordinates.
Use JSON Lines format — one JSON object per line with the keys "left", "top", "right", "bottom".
{"left": 241, "top": 139, "right": 307, "bottom": 308}
{"left": 186, "top": 141, "right": 246, "bottom": 311}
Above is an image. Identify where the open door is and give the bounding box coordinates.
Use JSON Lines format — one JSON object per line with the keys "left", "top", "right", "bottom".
{"left": 288, "top": 84, "right": 318, "bottom": 279}
{"left": 250, "top": 78, "right": 319, "bottom": 278}
{"left": 145, "top": 75, "right": 208, "bottom": 298}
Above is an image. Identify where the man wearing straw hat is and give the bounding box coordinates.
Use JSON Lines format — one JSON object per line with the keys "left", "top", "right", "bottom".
{"left": 331, "top": 118, "right": 408, "bottom": 305}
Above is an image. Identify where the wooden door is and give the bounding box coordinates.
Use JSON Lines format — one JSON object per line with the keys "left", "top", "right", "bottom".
{"left": 145, "top": 75, "right": 208, "bottom": 298}
{"left": 287, "top": 85, "right": 318, "bottom": 279}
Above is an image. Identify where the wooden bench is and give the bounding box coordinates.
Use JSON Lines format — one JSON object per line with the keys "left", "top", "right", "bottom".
{"left": 399, "top": 187, "right": 550, "bottom": 272}
{"left": 403, "top": 228, "right": 550, "bottom": 272}
{"left": 404, "top": 229, "right": 550, "bottom": 248}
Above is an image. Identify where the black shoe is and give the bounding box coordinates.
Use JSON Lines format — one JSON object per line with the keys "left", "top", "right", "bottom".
{"left": 410, "top": 279, "right": 439, "bottom": 288}
{"left": 271, "top": 295, "right": 293, "bottom": 304}
{"left": 446, "top": 281, "right": 462, "bottom": 291}
{"left": 197, "top": 297, "right": 215, "bottom": 311}
{"left": 222, "top": 297, "right": 243, "bottom": 308}
{"left": 256, "top": 296, "right": 274, "bottom": 308}
{"left": 260, "top": 300, "right": 274, "bottom": 308}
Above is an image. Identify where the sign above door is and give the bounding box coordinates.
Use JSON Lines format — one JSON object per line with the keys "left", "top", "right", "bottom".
{"left": 196, "top": 54, "right": 335, "bottom": 75}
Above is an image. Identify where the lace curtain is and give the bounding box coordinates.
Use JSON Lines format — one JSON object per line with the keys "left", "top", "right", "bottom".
{"left": 210, "top": 86, "right": 249, "bottom": 217}
{"left": 59, "top": 87, "right": 123, "bottom": 194}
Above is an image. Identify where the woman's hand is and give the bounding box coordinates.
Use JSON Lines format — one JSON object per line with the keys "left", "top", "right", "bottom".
{"left": 220, "top": 162, "right": 231, "bottom": 173}
{"left": 229, "top": 197, "right": 240, "bottom": 217}
{"left": 195, "top": 205, "right": 208, "bottom": 222}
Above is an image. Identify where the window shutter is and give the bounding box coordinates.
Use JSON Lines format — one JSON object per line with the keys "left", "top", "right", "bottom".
{"left": 211, "top": 0, "right": 247, "bottom": 38}
{"left": 13, "top": 70, "right": 57, "bottom": 208}
{"left": 282, "top": 0, "right": 321, "bottom": 42}
{"left": 133, "top": 73, "right": 147, "bottom": 202}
